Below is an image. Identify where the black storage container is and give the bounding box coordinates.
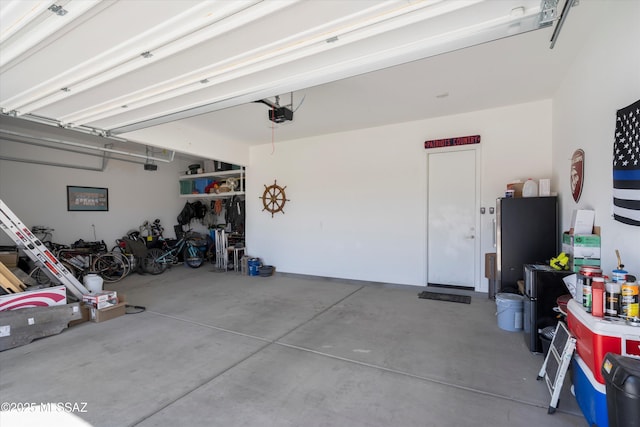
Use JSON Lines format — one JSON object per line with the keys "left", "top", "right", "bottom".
{"left": 214, "top": 161, "right": 233, "bottom": 171}
{"left": 601, "top": 352, "right": 640, "bottom": 427}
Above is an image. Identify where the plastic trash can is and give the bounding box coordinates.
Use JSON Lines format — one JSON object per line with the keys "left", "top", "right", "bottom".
{"left": 495, "top": 293, "right": 524, "bottom": 331}
{"left": 601, "top": 352, "right": 640, "bottom": 427}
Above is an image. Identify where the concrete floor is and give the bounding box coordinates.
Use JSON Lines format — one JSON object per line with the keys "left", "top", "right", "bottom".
{"left": 0, "top": 266, "right": 585, "bottom": 426}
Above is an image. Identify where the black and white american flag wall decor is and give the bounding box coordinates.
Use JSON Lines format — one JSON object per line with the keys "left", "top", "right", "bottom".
{"left": 613, "top": 99, "right": 640, "bottom": 226}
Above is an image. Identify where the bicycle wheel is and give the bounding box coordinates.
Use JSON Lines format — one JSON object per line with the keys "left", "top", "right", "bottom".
{"left": 93, "top": 252, "right": 129, "bottom": 282}
{"left": 60, "top": 260, "right": 80, "bottom": 279}
{"left": 111, "top": 245, "right": 138, "bottom": 272}
{"left": 29, "top": 266, "right": 52, "bottom": 286}
{"left": 183, "top": 245, "right": 204, "bottom": 268}
{"left": 143, "top": 248, "right": 168, "bottom": 275}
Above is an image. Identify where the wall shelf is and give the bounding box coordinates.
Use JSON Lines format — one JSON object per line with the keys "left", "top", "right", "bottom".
{"left": 179, "top": 168, "right": 244, "bottom": 199}
{"left": 179, "top": 191, "right": 244, "bottom": 199}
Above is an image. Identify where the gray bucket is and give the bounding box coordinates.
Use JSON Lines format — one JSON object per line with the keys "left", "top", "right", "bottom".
{"left": 496, "top": 293, "right": 524, "bottom": 332}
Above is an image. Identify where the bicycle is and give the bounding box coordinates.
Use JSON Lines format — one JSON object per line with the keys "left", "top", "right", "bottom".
{"left": 55, "top": 242, "right": 130, "bottom": 284}
{"left": 28, "top": 246, "right": 129, "bottom": 286}
{"left": 142, "top": 231, "right": 206, "bottom": 275}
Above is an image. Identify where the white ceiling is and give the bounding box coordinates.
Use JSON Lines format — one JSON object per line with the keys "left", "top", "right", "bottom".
{"left": 0, "top": 0, "right": 599, "bottom": 155}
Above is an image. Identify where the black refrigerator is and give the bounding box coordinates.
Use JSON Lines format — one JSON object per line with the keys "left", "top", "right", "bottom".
{"left": 495, "top": 196, "right": 559, "bottom": 294}
{"left": 523, "top": 264, "right": 572, "bottom": 353}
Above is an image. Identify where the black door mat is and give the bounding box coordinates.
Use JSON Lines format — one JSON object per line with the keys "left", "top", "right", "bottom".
{"left": 418, "top": 291, "right": 471, "bottom": 304}
{"left": 428, "top": 282, "right": 473, "bottom": 291}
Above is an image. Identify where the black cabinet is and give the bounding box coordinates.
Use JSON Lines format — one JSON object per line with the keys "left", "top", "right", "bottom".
{"left": 523, "top": 264, "right": 572, "bottom": 353}
{"left": 496, "top": 197, "right": 558, "bottom": 294}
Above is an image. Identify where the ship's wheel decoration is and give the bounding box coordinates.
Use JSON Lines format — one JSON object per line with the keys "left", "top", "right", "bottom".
{"left": 261, "top": 180, "right": 289, "bottom": 217}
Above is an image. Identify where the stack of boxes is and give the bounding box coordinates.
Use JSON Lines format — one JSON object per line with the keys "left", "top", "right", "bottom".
{"left": 562, "top": 209, "right": 601, "bottom": 272}
{"left": 81, "top": 290, "right": 126, "bottom": 323}
{"left": 562, "top": 227, "right": 601, "bottom": 272}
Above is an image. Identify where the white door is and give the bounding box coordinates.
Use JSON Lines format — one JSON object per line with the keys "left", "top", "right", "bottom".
{"left": 427, "top": 149, "right": 477, "bottom": 288}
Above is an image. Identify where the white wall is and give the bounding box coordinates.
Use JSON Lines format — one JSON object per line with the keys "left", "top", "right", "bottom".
{"left": 247, "top": 100, "right": 552, "bottom": 289}
{"left": 121, "top": 119, "right": 250, "bottom": 167}
{"left": 0, "top": 140, "right": 196, "bottom": 248}
{"left": 552, "top": 0, "right": 640, "bottom": 276}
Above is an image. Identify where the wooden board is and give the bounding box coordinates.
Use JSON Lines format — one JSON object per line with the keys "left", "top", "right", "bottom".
{"left": 0, "top": 261, "right": 27, "bottom": 294}
{"left": 0, "top": 303, "right": 81, "bottom": 351}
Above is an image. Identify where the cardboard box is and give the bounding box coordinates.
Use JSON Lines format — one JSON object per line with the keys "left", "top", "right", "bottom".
{"left": 562, "top": 227, "right": 601, "bottom": 258}
{"left": 571, "top": 257, "right": 602, "bottom": 273}
{"left": 484, "top": 252, "right": 496, "bottom": 279}
{"left": 90, "top": 294, "right": 126, "bottom": 323}
{"left": 82, "top": 291, "right": 118, "bottom": 309}
{"left": 0, "top": 285, "right": 67, "bottom": 311}
{"left": 562, "top": 232, "right": 601, "bottom": 247}
{"left": 564, "top": 243, "right": 601, "bottom": 259}
{"left": 506, "top": 182, "right": 524, "bottom": 198}
{"left": 90, "top": 303, "right": 125, "bottom": 322}
{"left": 0, "top": 251, "right": 18, "bottom": 267}
{"left": 68, "top": 304, "right": 91, "bottom": 327}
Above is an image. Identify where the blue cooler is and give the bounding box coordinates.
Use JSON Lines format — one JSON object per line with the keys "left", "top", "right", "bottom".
{"left": 573, "top": 354, "right": 608, "bottom": 427}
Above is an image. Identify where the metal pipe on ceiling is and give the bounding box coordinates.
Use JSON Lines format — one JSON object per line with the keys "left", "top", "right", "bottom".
{"left": 0, "top": 128, "right": 175, "bottom": 163}
{"left": 0, "top": 134, "right": 152, "bottom": 166}
{"left": 0, "top": 155, "right": 107, "bottom": 172}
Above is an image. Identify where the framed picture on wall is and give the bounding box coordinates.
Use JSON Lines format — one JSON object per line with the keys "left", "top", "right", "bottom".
{"left": 67, "top": 186, "right": 109, "bottom": 211}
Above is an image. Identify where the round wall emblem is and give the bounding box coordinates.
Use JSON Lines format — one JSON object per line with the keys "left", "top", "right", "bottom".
{"left": 570, "top": 149, "right": 584, "bottom": 202}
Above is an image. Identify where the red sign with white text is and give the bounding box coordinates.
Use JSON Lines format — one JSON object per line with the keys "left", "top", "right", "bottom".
{"left": 424, "top": 135, "right": 480, "bottom": 149}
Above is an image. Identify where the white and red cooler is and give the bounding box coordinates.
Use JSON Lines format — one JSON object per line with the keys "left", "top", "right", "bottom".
{"left": 568, "top": 298, "right": 640, "bottom": 427}
{"left": 567, "top": 298, "right": 640, "bottom": 384}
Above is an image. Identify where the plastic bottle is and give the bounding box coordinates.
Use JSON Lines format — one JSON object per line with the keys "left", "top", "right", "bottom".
{"left": 592, "top": 277, "right": 605, "bottom": 317}
{"left": 620, "top": 282, "right": 639, "bottom": 318}
{"left": 605, "top": 282, "right": 621, "bottom": 317}
{"left": 522, "top": 178, "right": 538, "bottom": 197}
{"left": 83, "top": 273, "right": 104, "bottom": 293}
